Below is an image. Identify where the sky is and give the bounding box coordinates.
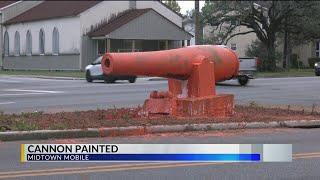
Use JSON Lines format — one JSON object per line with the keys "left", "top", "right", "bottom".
{"left": 176, "top": 1, "right": 206, "bottom": 15}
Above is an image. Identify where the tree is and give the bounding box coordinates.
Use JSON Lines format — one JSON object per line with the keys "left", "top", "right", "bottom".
{"left": 163, "top": 0, "right": 181, "bottom": 14}
{"left": 202, "top": 1, "right": 320, "bottom": 71}
{"left": 245, "top": 40, "right": 282, "bottom": 71}
{"left": 195, "top": 0, "right": 200, "bottom": 45}
{"left": 185, "top": 8, "right": 205, "bottom": 45}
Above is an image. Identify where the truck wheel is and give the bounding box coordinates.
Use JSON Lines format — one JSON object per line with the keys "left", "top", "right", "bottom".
{"left": 128, "top": 77, "right": 136, "bottom": 83}
{"left": 315, "top": 72, "right": 320, "bottom": 76}
{"left": 104, "top": 76, "right": 115, "bottom": 83}
{"left": 86, "top": 70, "right": 93, "bottom": 83}
{"left": 238, "top": 76, "right": 249, "bottom": 86}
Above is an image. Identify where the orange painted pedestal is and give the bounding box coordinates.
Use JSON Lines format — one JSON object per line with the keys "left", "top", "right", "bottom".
{"left": 143, "top": 94, "right": 234, "bottom": 118}
{"left": 142, "top": 57, "right": 235, "bottom": 118}
{"left": 175, "top": 94, "right": 234, "bottom": 117}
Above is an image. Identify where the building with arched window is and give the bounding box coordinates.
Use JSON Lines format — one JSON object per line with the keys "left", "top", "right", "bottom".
{"left": 52, "top": 27, "right": 59, "bottom": 55}
{"left": 4, "top": 31, "right": 9, "bottom": 56}
{"left": 14, "top": 31, "right": 20, "bottom": 56}
{"left": 0, "top": 1, "right": 41, "bottom": 68}
{"left": 39, "top": 28, "right": 45, "bottom": 55}
{"left": 26, "top": 30, "right": 32, "bottom": 56}
{"left": 2, "top": 1, "right": 192, "bottom": 70}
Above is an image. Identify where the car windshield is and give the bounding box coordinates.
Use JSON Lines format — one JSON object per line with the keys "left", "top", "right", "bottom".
{"left": 93, "top": 56, "right": 102, "bottom": 64}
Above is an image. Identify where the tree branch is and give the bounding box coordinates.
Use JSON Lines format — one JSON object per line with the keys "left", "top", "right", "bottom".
{"left": 224, "top": 30, "right": 255, "bottom": 44}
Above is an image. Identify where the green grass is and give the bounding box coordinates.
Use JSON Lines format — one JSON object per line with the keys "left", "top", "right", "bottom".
{"left": 256, "top": 69, "right": 315, "bottom": 78}
{"left": 0, "top": 70, "right": 84, "bottom": 78}
{"left": 0, "top": 111, "right": 41, "bottom": 132}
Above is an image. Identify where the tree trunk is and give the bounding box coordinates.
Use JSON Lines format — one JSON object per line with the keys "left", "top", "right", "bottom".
{"left": 283, "top": 29, "right": 288, "bottom": 69}
{"left": 264, "top": 31, "right": 277, "bottom": 72}
{"left": 286, "top": 33, "right": 291, "bottom": 71}
{"left": 266, "top": 42, "right": 277, "bottom": 71}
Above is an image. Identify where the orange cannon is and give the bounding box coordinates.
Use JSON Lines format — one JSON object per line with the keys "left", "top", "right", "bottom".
{"left": 101, "top": 45, "right": 238, "bottom": 118}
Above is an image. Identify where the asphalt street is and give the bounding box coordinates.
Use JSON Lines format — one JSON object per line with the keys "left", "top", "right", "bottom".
{"left": 0, "top": 128, "right": 320, "bottom": 179}
{"left": 1, "top": 75, "right": 320, "bottom": 179}
{"left": 0, "top": 75, "right": 320, "bottom": 113}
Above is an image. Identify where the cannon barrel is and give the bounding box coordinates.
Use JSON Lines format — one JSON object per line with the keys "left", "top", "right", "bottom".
{"left": 101, "top": 45, "right": 239, "bottom": 82}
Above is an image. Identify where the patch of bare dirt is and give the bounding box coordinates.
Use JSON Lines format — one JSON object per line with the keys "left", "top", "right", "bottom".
{"left": 1, "top": 105, "right": 320, "bottom": 131}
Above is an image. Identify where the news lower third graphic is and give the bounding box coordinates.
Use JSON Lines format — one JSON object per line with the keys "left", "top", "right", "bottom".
{"left": 20, "top": 144, "right": 292, "bottom": 162}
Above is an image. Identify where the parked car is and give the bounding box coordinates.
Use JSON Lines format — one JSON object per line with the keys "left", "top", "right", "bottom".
{"left": 85, "top": 56, "right": 137, "bottom": 83}
{"left": 315, "top": 62, "right": 320, "bottom": 76}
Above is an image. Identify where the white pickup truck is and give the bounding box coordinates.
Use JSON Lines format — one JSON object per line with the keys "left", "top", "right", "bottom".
{"left": 236, "top": 57, "right": 258, "bottom": 86}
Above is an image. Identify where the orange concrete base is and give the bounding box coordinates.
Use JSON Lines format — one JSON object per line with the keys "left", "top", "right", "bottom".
{"left": 142, "top": 94, "right": 234, "bottom": 118}
{"left": 143, "top": 98, "right": 176, "bottom": 115}
{"left": 175, "top": 94, "right": 234, "bottom": 117}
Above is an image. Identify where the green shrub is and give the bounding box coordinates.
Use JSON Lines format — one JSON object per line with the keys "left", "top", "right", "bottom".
{"left": 245, "top": 40, "right": 282, "bottom": 72}
{"left": 308, "top": 58, "right": 320, "bottom": 68}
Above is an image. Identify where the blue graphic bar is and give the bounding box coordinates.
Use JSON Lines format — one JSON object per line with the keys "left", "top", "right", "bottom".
{"left": 26, "top": 154, "right": 260, "bottom": 162}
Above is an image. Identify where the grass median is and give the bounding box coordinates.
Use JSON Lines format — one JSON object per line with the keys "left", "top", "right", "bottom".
{"left": 0, "top": 68, "right": 316, "bottom": 79}
{"left": 256, "top": 69, "right": 315, "bottom": 78}
{"left": 1, "top": 104, "right": 320, "bottom": 132}
{"left": 0, "top": 70, "right": 84, "bottom": 78}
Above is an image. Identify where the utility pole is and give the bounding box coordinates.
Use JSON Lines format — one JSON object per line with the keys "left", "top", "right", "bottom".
{"left": 283, "top": 18, "right": 288, "bottom": 69}
{"left": 195, "top": 0, "right": 200, "bottom": 45}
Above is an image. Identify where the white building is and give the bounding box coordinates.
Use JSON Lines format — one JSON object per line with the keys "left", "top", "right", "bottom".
{"left": 2, "top": 1, "right": 192, "bottom": 70}
{"left": 0, "top": 0, "right": 41, "bottom": 68}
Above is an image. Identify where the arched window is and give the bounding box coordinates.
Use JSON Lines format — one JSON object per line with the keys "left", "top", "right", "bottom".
{"left": 4, "top": 31, "right": 9, "bottom": 56}
{"left": 26, "top": 30, "right": 32, "bottom": 56}
{"left": 52, "top": 27, "right": 59, "bottom": 55}
{"left": 39, "top": 28, "right": 45, "bottom": 55}
{"left": 14, "top": 31, "right": 20, "bottom": 56}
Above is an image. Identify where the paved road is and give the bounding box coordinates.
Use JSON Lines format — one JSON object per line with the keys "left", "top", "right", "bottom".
{"left": 0, "top": 128, "right": 320, "bottom": 179}
{"left": 0, "top": 76, "right": 319, "bottom": 113}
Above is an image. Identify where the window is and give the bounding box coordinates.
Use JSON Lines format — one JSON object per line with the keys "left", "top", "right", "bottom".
{"left": 39, "top": 28, "right": 45, "bottom": 55}
{"left": 231, "top": 43, "right": 237, "bottom": 51}
{"left": 316, "top": 41, "right": 320, "bottom": 57}
{"left": 4, "top": 31, "right": 9, "bottom": 56}
{"left": 14, "top": 31, "right": 20, "bottom": 56}
{"left": 97, "top": 39, "right": 106, "bottom": 55}
{"left": 26, "top": 30, "right": 32, "bottom": 56}
{"left": 52, "top": 27, "right": 59, "bottom": 55}
{"left": 92, "top": 56, "right": 102, "bottom": 65}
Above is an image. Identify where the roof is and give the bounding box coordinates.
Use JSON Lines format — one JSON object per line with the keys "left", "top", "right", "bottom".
{"left": 158, "top": 0, "right": 183, "bottom": 18}
{"left": 5, "top": 1, "right": 102, "bottom": 25}
{"left": 88, "top": 8, "right": 193, "bottom": 38}
{"left": 88, "top": 9, "right": 151, "bottom": 37}
{"left": 0, "top": 1, "right": 17, "bottom": 9}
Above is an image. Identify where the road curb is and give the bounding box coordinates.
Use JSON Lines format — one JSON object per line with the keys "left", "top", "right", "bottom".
{"left": 30, "top": 75, "right": 85, "bottom": 80}
{"left": 1, "top": 75, "right": 166, "bottom": 81}
{"left": 0, "top": 75, "right": 85, "bottom": 80}
{"left": 1, "top": 120, "right": 320, "bottom": 141}
{"left": 147, "top": 77, "right": 167, "bottom": 81}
